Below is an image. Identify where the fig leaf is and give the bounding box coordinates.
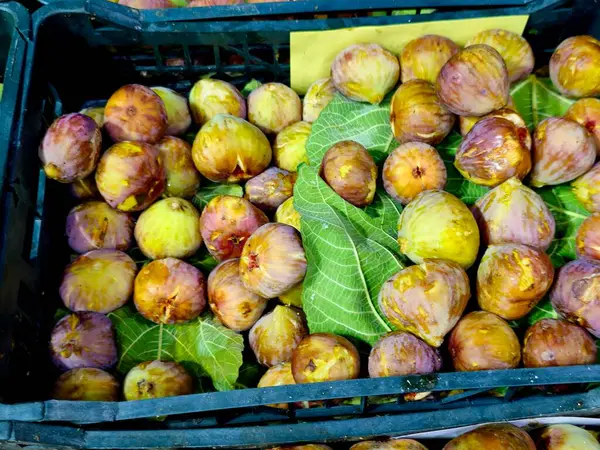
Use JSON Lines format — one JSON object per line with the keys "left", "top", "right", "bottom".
{"left": 191, "top": 182, "right": 243, "bottom": 211}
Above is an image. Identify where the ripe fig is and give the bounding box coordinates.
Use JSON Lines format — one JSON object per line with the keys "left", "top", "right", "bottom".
{"left": 188, "top": 79, "right": 246, "bottom": 126}
{"left": 208, "top": 259, "right": 268, "bottom": 331}
{"left": 382, "top": 142, "right": 447, "bottom": 205}
{"left": 275, "top": 197, "right": 301, "bottom": 232}
{"left": 550, "top": 35, "right": 600, "bottom": 98}
{"left": 573, "top": 163, "right": 600, "bottom": 213}
{"left": 119, "top": 0, "right": 176, "bottom": 8}
{"left": 279, "top": 282, "right": 303, "bottom": 308}
{"left": 199, "top": 195, "right": 268, "bottom": 262}
{"left": 151, "top": 86, "right": 192, "bottom": 136}
{"left": 273, "top": 121, "right": 311, "bottom": 172}
{"left": 577, "top": 214, "right": 600, "bottom": 260}
{"left": 188, "top": 0, "right": 243, "bottom": 5}
{"left": 378, "top": 259, "right": 470, "bottom": 347}
{"left": 70, "top": 176, "right": 100, "bottom": 200}
{"left": 95, "top": 141, "right": 166, "bottom": 212}
{"left": 535, "top": 424, "right": 600, "bottom": 450}
{"left": 155, "top": 136, "right": 200, "bottom": 199}
{"left": 50, "top": 312, "right": 118, "bottom": 371}
{"left": 247, "top": 82, "right": 302, "bottom": 135}
{"left": 250, "top": 305, "right": 308, "bottom": 367}
{"left": 448, "top": 311, "right": 521, "bottom": 371}
{"left": 104, "top": 84, "right": 168, "bottom": 143}
{"left": 257, "top": 362, "right": 296, "bottom": 409}
{"left": 523, "top": 319, "right": 597, "bottom": 368}
{"left": 192, "top": 114, "right": 272, "bottom": 183}
{"left": 459, "top": 102, "right": 526, "bottom": 140}
{"left": 135, "top": 198, "right": 202, "bottom": 260}
{"left": 60, "top": 249, "right": 136, "bottom": 313}
{"left": 52, "top": 368, "right": 119, "bottom": 401}
{"left": 444, "top": 424, "right": 535, "bottom": 450}
{"left": 123, "top": 361, "right": 193, "bottom": 401}
{"left": 321, "top": 140, "right": 377, "bottom": 208}
{"left": 530, "top": 117, "right": 596, "bottom": 187}
{"left": 565, "top": 98, "right": 600, "bottom": 150}
{"left": 397, "top": 190, "right": 479, "bottom": 268}
{"left": 400, "top": 34, "right": 459, "bottom": 84}
{"left": 390, "top": 79, "right": 455, "bottom": 145}
{"left": 245, "top": 167, "right": 296, "bottom": 211}
{"left": 472, "top": 177, "right": 555, "bottom": 250}
{"left": 240, "top": 223, "right": 307, "bottom": 298}
{"left": 303, "top": 78, "right": 336, "bottom": 123}
{"left": 351, "top": 440, "right": 428, "bottom": 450}
{"left": 39, "top": 113, "right": 102, "bottom": 183}
{"left": 436, "top": 44, "right": 509, "bottom": 116}
{"left": 80, "top": 106, "right": 105, "bottom": 128}
{"left": 271, "top": 446, "right": 333, "bottom": 450}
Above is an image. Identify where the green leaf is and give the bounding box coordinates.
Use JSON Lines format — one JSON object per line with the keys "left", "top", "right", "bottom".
{"left": 241, "top": 79, "right": 262, "bottom": 97}
{"left": 526, "top": 298, "right": 560, "bottom": 325}
{"left": 191, "top": 183, "right": 244, "bottom": 211}
{"left": 363, "top": 187, "right": 403, "bottom": 240}
{"left": 108, "top": 305, "right": 244, "bottom": 392}
{"left": 186, "top": 247, "right": 219, "bottom": 273}
{"left": 235, "top": 360, "right": 266, "bottom": 390}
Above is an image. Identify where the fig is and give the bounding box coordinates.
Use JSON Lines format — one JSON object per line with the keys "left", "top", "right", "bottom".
{"left": 523, "top": 319, "right": 597, "bottom": 368}
{"left": 249, "top": 305, "right": 308, "bottom": 367}
{"left": 257, "top": 362, "right": 296, "bottom": 409}
{"left": 50, "top": 312, "right": 118, "bottom": 371}
{"left": 436, "top": 44, "right": 509, "bottom": 116}
{"left": 448, "top": 311, "right": 521, "bottom": 371}
{"left": 271, "top": 446, "right": 333, "bottom": 450}
{"left": 39, "top": 113, "right": 102, "bottom": 183}
{"left": 530, "top": 117, "right": 596, "bottom": 187}
{"left": 134, "top": 198, "right": 202, "bottom": 260}
{"left": 155, "top": 136, "right": 200, "bottom": 198}
{"left": 104, "top": 84, "right": 168, "bottom": 143}
{"left": 565, "top": 98, "right": 600, "bottom": 150}
{"left": 465, "top": 29, "right": 534, "bottom": 83}
{"left": 443, "top": 424, "right": 535, "bottom": 450}
{"left": 60, "top": 249, "right": 136, "bottom": 313}
{"left": 80, "top": 106, "right": 105, "bottom": 128}
{"left": 459, "top": 102, "right": 526, "bottom": 140}
{"left": 397, "top": 190, "right": 479, "bottom": 269}
{"left": 240, "top": 223, "right": 307, "bottom": 298}
{"left": 573, "top": 163, "right": 600, "bottom": 213}
{"left": 273, "top": 121, "right": 311, "bottom": 172}
{"left": 119, "top": 0, "right": 176, "bottom": 8}
{"left": 368, "top": 331, "right": 442, "bottom": 378}
{"left": 188, "top": 79, "right": 246, "bottom": 126}
{"left": 351, "top": 441, "right": 428, "bottom": 450}
{"left": 378, "top": 259, "right": 470, "bottom": 347}
{"left": 332, "top": 44, "right": 400, "bottom": 105}
{"left": 192, "top": 114, "right": 272, "bottom": 183}
{"left": 199, "top": 195, "right": 269, "bottom": 262}
{"left": 535, "top": 424, "right": 600, "bottom": 450}
{"left": 550, "top": 35, "right": 600, "bottom": 98}
{"left": 95, "top": 141, "right": 166, "bottom": 212}
{"left": 123, "top": 361, "right": 193, "bottom": 401}
{"left": 52, "top": 368, "right": 119, "bottom": 401}
{"left": 382, "top": 142, "right": 447, "bottom": 205}
{"left": 576, "top": 213, "right": 600, "bottom": 260}
{"left": 245, "top": 167, "right": 296, "bottom": 211}
{"left": 320, "top": 140, "right": 377, "bottom": 208}
{"left": 70, "top": 176, "right": 100, "bottom": 200}
{"left": 151, "top": 86, "right": 192, "bottom": 136}
{"left": 303, "top": 78, "right": 336, "bottom": 123}
{"left": 472, "top": 177, "right": 555, "bottom": 250}
{"left": 477, "top": 244, "right": 554, "bottom": 320}
{"left": 280, "top": 282, "right": 303, "bottom": 308}
{"left": 66, "top": 201, "right": 134, "bottom": 254}
{"left": 275, "top": 197, "right": 301, "bottom": 232}
{"left": 292, "top": 333, "right": 360, "bottom": 383}
{"left": 455, "top": 117, "right": 531, "bottom": 186}
{"left": 390, "top": 79, "right": 455, "bottom": 145}
{"left": 247, "top": 83, "right": 302, "bottom": 135}
{"left": 207, "top": 259, "right": 268, "bottom": 331}
{"left": 188, "top": 0, "right": 243, "bottom": 5}
{"left": 400, "top": 34, "right": 460, "bottom": 84}
{"left": 550, "top": 258, "right": 600, "bottom": 338}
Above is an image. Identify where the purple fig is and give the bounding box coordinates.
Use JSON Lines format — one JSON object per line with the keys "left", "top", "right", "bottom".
{"left": 400, "top": 35, "right": 459, "bottom": 84}
{"left": 550, "top": 35, "right": 600, "bottom": 98}
{"left": 245, "top": 167, "right": 296, "bottom": 211}
{"left": 565, "top": 98, "right": 600, "bottom": 150}
{"left": 576, "top": 213, "right": 600, "bottom": 260}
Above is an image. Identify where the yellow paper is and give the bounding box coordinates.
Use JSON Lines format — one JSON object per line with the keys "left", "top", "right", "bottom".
{"left": 290, "top": 15, "right": 529, "bottom": 94}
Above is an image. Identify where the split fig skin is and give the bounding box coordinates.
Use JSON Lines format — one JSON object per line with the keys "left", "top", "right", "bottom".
{"left": 257, "top": 362, "right": 296, "bottom": 409}
{"left": 550, "top": 35, "right": 600, "bottom": 98}
{"left": 188, "top": 79, "right": 246, "bottom": 126}
{"left": 535, "top": 424, "right": 600, "bottom": 450}
{"left": 247, "top": 82, "right": 302, "bottom": 135}
{"left": 123, "top": 361, "right": 193, "bottom": 401}
{"left": 151, "top": 86, "right": 192, "bottom": 136}
{"left": 577, "top": 213, "right": 600, "bottom": 260}
{"left": 400, "top": 34, "right": 460, "bottom": 84}
{"left": 79, "top": 107, "right": 105, "bottom": 128}
{"left": 351, "top": 440, "right": 429, "bottom": 450}
{"left": 443, "top": 424, "right": 535, "bottom": 450}
{"left": 52, "top": 368, "right": 120, "bottom": 401}
{"left": 565, "top": 98, "right": 600, "bottom": 151}
{"left": 573, "top": 163, "right": 600, "bottom": 213}
{"left": 155, "top": 136, "right": 201, "bottom": 199}
{"left": 275, "top": 197, "right": 301, "bottom": 232}
{"left": 303, "top": 78, "right": 336, "bottom": 123}
{"left": 245, "top": 167, "right": 296, "bottom": 211}
{"left": 70, "top": 176, "right": 100, "bottom": 200}
{"left": 273, "top": 121, "right": 312, "bottom": 172}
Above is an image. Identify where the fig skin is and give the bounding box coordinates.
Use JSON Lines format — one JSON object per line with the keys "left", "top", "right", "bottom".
{"left": 397, "top": 190, "right": 480, "bottom": 269}
{"left": 530, "top": 117, "right": 596, "bottom": 187}
{"left": 368, "top": 331, "right": 442, "bottom": 378}
{"left": 70, "top": 176, "right": 100, "bottom": 200}
{"left": 436, "top": 44, "right": 509, "bottom": 117}
{"left": 303, "top": 78, "right": 336, "bottom": 123}
{"left": 119, "top": 0, "right": 176, "bottom": 8}
{"left": 151, "top": 86, "right": 192, "bottom": 136}
{"left": 448, "top": 311, "right": 521, "bottom": 372}
{"left": 565, "top": 98, "right": 600, "bottom": 150}
{"left": 535, "top": 424, "right": 600, "bottom": 450}
{"left": 95, "top": 141, "right": 166, "bottom": 212}
{"left": 331, "top": 43, "right": 400, "bottom": 105}
{"left": 576, "top": 213, "right": 600, "bottom": 260}
{"left": 383, "top": 142, "right": 447, "bottom": 205}
{"left": 60, "top": 249, "right": 136, "bottom": 313}
{"left": 523, "top": 319, "right": 597, "bottom": 368}
{"left": 573, "top": 163, "right": 600, "bottom": 213}
{"left": 280, "top": 282, "right": 303, "bottom": 308}
{"left": 472, "top": 177, "right": 555, "bottom": 251}
{"left": 378, "top": 259, "right": 470, "bottom": 348}
{"left": 188, "top": 78, "right": 246, "bottom": 126}
{"left": 199, "top": 195, "right": 269, "bottom": 262}
{"left": 123, "top": 361, "right": 193, "bottom": 401}
{"left": 550, "top": 258, "right": 600, "bottom": 338}
{"left": 351, "top": 440, "right": 428, "bottom": 450}
{"left": 50, "top": 312, "right": 118, "bottom": 372}
{"left": 250, "top": 305, "right": 308, "bottom": 367}
{"left": 207, "top": 259, "right": 268, "bottom": 332}
{"left": 275, "top": 197, "right": 301, "bottom": 232}
{"left": 245, "top": 167, "right": 296, "bottom": 211}
{"left": 52, "top": 368, "right": 120, "bottom": 401}
{"left": 240, "top": 223, "right": 307, "bottom": 298}
{"left": 247, "top": 82, "right": 302, "bottom": 135}
{"left": 321, "top": 140, "right": 377, "bottom": 208}
{"left": 270, "top": 446, "right": 333, "bottom": 450}
{"left": 188, "top": 0, "right": 243, "bottom": 5}
{"left": 79, "top": 107, "right": 105, "bottom": 128}
{"left": 155, "top": 136, "right": 201, "bottom": 199}
{"left": 192, "top": 114, "right": 272, "bottom": 183}
{"left": 443, "top": 424, "right": 535, "bottom": 450}
{"left": 465, "top": 29, "right": 534, "bottom": 83}
{"left": 273, "top": 121, "right": 312, "bottom": 172}
{"left": 550, "top": 35, "right": 600, "bottom": 98}
{"left": 400, "top": 34, "right": 460, "bottom": 84}
{"left": 135, "top": 198, "right": 202, "bottom": 260}
{"left": 390, "top": 79, "right": 455, "bottom": 145}
{"left": 104, "top": 84, "right": 168, "bottom": 143}
{"left": 459, "top": 102, "right": 528, "bottom": 143}
{"left": 257, "top": 362, "right": 296, "bottom": 409}
{"left": 39, "top": 113, "right": 102, "bottom": 183}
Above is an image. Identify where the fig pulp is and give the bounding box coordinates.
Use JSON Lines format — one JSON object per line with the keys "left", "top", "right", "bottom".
{"left": 151, "top": 86, "right": 192, "bottom": 136}
{"left": 303, "top": 78, "right": 336, "bottom": 123}
{"left": 247, "top": 82, "right": 302, "bottom": 135}
{"left": 275, "top": 197, "right": 301, "bottom": 232}
{"left": 550, "top": 35, "right": 600, "bottom": 98}
{"left": 573, "top": 163, "right": 600, "bottom": 213}
{"left": 52, "top": 368, "right": 119, "bottom": 401}
{"left": 156, "top": 136, "right": 201, "bottom": 199}
{"left": 444, "top": 424, "right": 535, "bottom": 450}
{"left": 245, "top": 167, "right": 296, "bottom": 211}
{"left": 257, "top": 362, "right": 296, "bottom": 409}
{"left": 273, "top": 121, "right": 312, "bottom": 172}
{"left": 188, "top": 78, "right": 246, "bottom": 125}
{"left": 400, "top": 35, "right": 459, "bottom": 84}
{"left": 565, "top": 98, "right": 600, "bottom": 151}
{"left": 123, "top": 361, "right": 193, "bottom": 400}
{"left": 576, "top": 213, "right": 600, "bottom": 260}
{"left": 535, "top": 424, "right": 600, "bottom": 450}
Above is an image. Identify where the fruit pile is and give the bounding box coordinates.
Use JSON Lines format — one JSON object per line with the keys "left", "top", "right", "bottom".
{"left": 39, "top": 30, "right": 600, "bottom": 403}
